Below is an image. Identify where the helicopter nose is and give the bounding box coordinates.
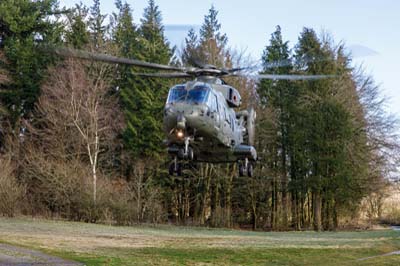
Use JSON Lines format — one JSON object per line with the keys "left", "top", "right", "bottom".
{"left": 176, "top": 113, "right": 186, "bottom": 129}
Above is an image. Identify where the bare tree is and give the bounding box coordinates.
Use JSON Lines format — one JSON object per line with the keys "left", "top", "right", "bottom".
{"left": 36, "top": 58, "right": 121, "bottom": 203}
{"left": 0, "top": 151, "right": 25, "bottom": 217}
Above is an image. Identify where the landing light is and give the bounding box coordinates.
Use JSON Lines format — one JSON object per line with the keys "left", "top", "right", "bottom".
{"left": 176, "top": 130, "right": 184, "bottom": 139}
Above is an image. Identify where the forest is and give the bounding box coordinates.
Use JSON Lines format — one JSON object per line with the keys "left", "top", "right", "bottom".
{"left": 0, "top": 0, "right": 398, "bottom": 231}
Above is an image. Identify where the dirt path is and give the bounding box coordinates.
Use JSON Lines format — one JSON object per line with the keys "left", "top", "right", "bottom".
{"left": 0, "top": 243, "right": 82, "bottom": 266}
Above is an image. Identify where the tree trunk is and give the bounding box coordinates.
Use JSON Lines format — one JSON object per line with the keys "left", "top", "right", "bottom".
{"left": 93, "top": 167, "right": 97, "bottom": 203}
{"left": 252, "top": 207, "right": 257, "bottom": 230}
{"left": 201, "top": 163, "right": 211, "bottom": 225}
{"left": 271, "top": 178, "right": 276, "bottom": 229}
{"left": 291, "top": 191, "right": 298, "bottom": 230}
{"left": 281, "top": 143, "right": 288, "bottom": 228}
{"left": 333, "top": 200, "right": 339, "bottom": 230}
{"left": 313, "top": 190, "right": 322, "bottom": 231}
{"left": 225, "top": 164, "right": 234, "bottom": 228}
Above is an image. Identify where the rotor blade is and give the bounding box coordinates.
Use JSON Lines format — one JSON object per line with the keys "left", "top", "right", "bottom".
{"left": 260, "top": 56, "right": 336, "bottom": 71}
{"left": 164, "top": 24, "right": 200, "bottom": 32}
{"left": 263, "top": 59, "right": 292, "bottom": 69}
{"left": 131, "top": 72, "right": 192, "bottom": 78}
{"left": 347, "top": 44, "right": 379, "bottom": 58}
{"left": 226, "top": 66, "right": 255, "bottom": 73}
{"left": 234, "top": 73, "right": 335, "bottom": 80}
{"left": 53, "top": 47, "right": 185, "bottom": 71}
{"left": 225, "top": 58, "right": 312, "bottom": 74}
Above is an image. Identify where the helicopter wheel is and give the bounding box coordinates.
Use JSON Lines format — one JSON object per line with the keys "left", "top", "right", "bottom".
{"left": 177, "top": 149, "right": 185, "bottom": 160}
{"left": 238, "top": 163, "right": 245, "bottom": 177}
{"left": 247, "top": 163, "right": 254, "bottom": 177}
{"left": 187, "top": 147, "right": 194, "bottom": 161}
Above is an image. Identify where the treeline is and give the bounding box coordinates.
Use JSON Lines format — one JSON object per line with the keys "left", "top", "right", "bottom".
{"left": 0, "top": 0, "right": 398, "bottom": 230}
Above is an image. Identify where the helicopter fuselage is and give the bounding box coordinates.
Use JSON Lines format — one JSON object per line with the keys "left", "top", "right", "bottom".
{"left": 163, "top": 77, "right": 257, "bottom": 164}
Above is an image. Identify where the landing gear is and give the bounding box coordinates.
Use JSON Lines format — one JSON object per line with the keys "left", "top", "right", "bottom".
{"left": 238, "top": 158, "right": 254, "bottom": 177}
{"left": 169, "top": 137, "right": 195, "bottom": 176}
{"left": 187, "top": 147, "right": 194, "bottom": 161}
{"left": 169, "top": 157, "right": 183, "bottom": 176}
{"left": 247, "top": 163, "right": 254, "bottom": 177}
{"left": 239, "top": 163, "right": 245, "bottom": 177}
{"left": 176, "top": 137, "right": 194, "bottom": 160}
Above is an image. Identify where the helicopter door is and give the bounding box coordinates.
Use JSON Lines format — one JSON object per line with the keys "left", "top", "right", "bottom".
{"left": 211, "top": 94, "right": 220, "bottom": 128}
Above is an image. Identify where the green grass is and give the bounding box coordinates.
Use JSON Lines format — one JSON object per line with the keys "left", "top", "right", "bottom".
{"left": 49, "top": 246, "right": 400, "bottom": 266}
{"left": 0, "top": 217, "right": 399, "bottom": 265}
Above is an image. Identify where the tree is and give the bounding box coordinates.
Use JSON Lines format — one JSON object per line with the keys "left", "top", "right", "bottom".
{"left": 36, "top": 59, "right": 120, "bottom": 203}
{"left": 65, "top": 3, "right": 90, "bottom": 49}
{"left": 198, "top": 5, "right": 227, "bottom": 66}
{"left": 181, "top": 5, "right": 228, "bottom": 67}
{"left": 89, "top": 0, "right": 107, "bottom": 50}
{"left": 0, "top": 0, "right": 62, "bottom": 126}
{"left": 181, "top": 28, "right": 199, "bottom": 66}
{"left": 114, "top": 0, "right": 173, "bottom": 159}
{"left": 258, "top": 25, "right": 292, "bottom": 229}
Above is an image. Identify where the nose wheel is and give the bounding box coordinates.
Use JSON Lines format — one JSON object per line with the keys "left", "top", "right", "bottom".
{"left": 169, "top": 157, "right": 183, "bottom": 176}
{"left": 169, "top": 137, "right": 196, "bottom": 176}
{"left": 238, "top": 158, "right": 254, "bottom": 177}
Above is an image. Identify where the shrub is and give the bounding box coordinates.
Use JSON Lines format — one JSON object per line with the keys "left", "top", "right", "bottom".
{"left": 0, "top": 157, "right": 25, "bottom": 217}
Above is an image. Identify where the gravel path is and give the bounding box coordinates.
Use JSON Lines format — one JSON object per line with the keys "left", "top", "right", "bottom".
{"left": 0, "top": 243, "right": 82, "bottom": 266}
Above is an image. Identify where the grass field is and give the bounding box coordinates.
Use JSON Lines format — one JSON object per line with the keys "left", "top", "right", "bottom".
{"left": 0, "top": 217, "right": 399, "bottom": 265}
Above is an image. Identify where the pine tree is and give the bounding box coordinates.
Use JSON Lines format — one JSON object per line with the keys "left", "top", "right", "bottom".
{"left": 181, "top": 28, "right": 199, "bottom": 66}
{"left": 258, "top": 25, "right": 292, "bottom": 229}
{"left": 198, "top": 5, "right": 228, "bottom": 66}
{"left": 293, "top": 28, "right": 362, "bottom": 231}
{"left": 89, "top": 0, "right": 107, "bottom": 50}
{"left": 138, "top": 0, "right": 173, "bottom": 109}
{"left": 0, "top": 0, "right": 61, "bottom": 126}
{"left": 181, "top": 5, "right": 229, "bottom": 68}
{"left": 294, "top": 28, "right": 328, "bottom": 231}
{"left": 66, "top": 3, "right": 90, "bottom": 49}
{"left": 112, "top": 0, "right": 139, "bottom": 58}
{"left": 112, "top": 0, "right": 173, "bottom": 159}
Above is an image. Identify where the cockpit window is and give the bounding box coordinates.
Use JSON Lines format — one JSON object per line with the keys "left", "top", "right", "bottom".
{"left": 167, "top": 85, "right": 186, "bottom": 103}
{"left": 167, "top": 85, "right": 210, "bottom": 104}
{"left": 186, "top": 85, "right": 210, "bottom": 104}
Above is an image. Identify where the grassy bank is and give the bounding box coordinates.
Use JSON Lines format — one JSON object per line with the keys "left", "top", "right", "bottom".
{"left": 0, "top": 217, "right": 399, "bottom": 265}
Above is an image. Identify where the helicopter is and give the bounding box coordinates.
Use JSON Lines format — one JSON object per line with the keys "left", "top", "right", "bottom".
{"left": 54, "top": 47, "right": 332, "bottom": 177}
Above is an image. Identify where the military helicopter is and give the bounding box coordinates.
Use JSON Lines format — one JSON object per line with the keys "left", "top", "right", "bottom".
{"left": 54, "top": 47, "right": 332, "bottom": 177}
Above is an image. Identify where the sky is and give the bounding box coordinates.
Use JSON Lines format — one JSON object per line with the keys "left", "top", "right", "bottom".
{"left": 59, "top": 0, "right": 400, "bottom": 116}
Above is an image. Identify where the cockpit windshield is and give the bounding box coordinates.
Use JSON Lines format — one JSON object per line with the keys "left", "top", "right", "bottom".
{"left": 186, "top": 85, "right": 210, "bottom": 104}
{"left": 167, "top": 85, "right": 210, "bottom": 104}
{"left": 167, "top": 85, "right": 186, "bottom": 103}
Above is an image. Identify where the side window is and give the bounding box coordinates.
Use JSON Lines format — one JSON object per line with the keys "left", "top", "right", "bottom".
{"left": 224, "top": 107, "right": 230, "bottom": 124}
{"left": 214, "top": 94, "right": 219, "bottom": 112}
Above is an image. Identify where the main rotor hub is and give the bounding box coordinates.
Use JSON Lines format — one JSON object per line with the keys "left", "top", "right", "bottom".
{"left": 186, "top": 67, "right": 229, "bottom": 77}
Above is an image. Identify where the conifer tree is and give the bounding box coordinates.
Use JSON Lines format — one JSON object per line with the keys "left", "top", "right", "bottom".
{"left": 112, "top": 0, "right": 139, "bottom": 58}
{"left": 138, "top": 0, "right": 174, "bottom": 119}
{"left": 0, "top": 0, "right": 61, "bottom": 125}
{"left": 89, "top": 0, "right": 107, "bottom": 50}
{"left": 112, "top": 0, "right": 173, "bottom": 159}
{"left": 258, "top": 25, "right": 292, "bottom": 229}
{"left": 66, "top": 3, "right": 90, "bottom": 49}
{"left": 198, "top": 5, "right": 228, "bottom": 66}
{"left": 181, "top": 28, "right": 199, "bottom": 66}
{"left": 182, "top": 5, "right": 228, "bottom": 67}
{"left": 294, "top": 28, "right": 330, "bottom": 231}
